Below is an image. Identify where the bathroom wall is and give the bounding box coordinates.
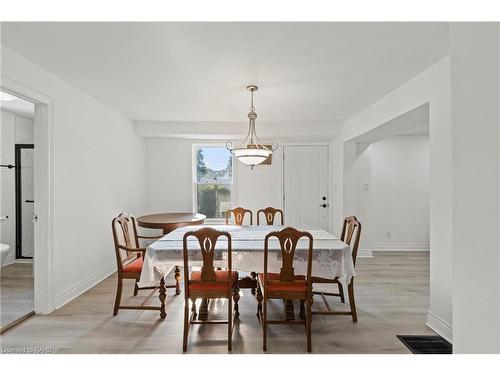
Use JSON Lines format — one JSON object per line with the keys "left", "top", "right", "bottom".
{"left": 0, "top": 109, "right": 34, "bottom": 265}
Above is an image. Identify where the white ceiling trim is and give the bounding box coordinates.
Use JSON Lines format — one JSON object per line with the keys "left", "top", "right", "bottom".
{"left": 134, "top": 120, "right": 340, "bottom": 141}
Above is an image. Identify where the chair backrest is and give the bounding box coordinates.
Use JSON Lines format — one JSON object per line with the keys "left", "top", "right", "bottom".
{"left": 257, "top": 207, "right": 284, "bottom": 225}
{"left": 340, "top": 216, "right": 362, "bottom": 266}
{"left": 111, "top": 213, "right": 141, "bottom": 271}
{"left": 225, "top": 207, "right": 253, "bottom": 225}
{"left": 263, "top": 227, "right": 313, "bottom": 284}
{"left": 183, "top": 227, "right": 232, "bottom": 294}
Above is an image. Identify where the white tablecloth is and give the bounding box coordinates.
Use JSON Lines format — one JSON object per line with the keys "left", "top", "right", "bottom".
{"left": 139, "top": 225, "right": 355, "bottom": 293}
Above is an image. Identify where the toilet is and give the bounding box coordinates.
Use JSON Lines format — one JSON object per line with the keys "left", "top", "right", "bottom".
{"left": 0, "top": 243, "right": 10, "bottom": 266}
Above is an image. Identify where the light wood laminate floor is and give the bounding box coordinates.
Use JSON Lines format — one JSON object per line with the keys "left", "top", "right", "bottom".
{"left": 1, "top": 263, "right": 34, "bottom": 330}
{"left": 0, "top": 252, "right": 432, "bottom": 353}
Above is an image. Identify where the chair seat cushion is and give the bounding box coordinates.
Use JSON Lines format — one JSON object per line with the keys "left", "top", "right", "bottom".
{"left": 258, "top": 272, "right": 307, "bottom": 292}
{"left": 123, "top": 257, "right": 143, "bottom": 273}
{"left": 189, "top": 270, "right": 238, "bottom": 292}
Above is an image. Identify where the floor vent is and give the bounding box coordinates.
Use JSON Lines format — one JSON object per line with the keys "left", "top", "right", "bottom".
{"left": 397, "top": 335, "right": 452, "bottom": 354}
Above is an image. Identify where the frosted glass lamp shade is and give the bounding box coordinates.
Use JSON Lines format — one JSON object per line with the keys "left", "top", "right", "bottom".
{"left": 232, "top": 147, "right": 272, "bottom": 166}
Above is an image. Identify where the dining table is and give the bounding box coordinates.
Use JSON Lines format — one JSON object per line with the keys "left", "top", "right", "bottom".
{"left": 136, "top": 212, "right": 206, "bottom": 234}
{"left": 139, "top": 224, "right": 355, "bottom": 320}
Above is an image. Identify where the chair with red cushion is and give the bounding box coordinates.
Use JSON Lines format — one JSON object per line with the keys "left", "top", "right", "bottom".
{"left": 182, "top": 227, "right": 239, "bottom": 352}
{"left": 111, "top": 213, "right": 178, "bottom": 318}
{"left": 256, "top": 227, "right": 314, "bottom": 352}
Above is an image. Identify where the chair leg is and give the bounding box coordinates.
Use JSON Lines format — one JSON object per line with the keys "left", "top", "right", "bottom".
{"left": 348, "top": 280, "right": 358, "bottom": 322}
{"left": 183, "top": 299, "right": 190, "bottom": 352}
{"left": 299, "top": 300, "right": 305, "bottom": 320}
{"left": 113, "top": 278, "right": 123, "bottom": 316}
{"left": 174, "top": 266, "right": 181, "bottom": 295}
{"left": 191, "top": 298, "right": 198, "bottom": 319}
{"left": 228, "top": 295, "right": 233, "bottom": 352}
{"left": 263, "top": 297, "right": 268, "bottom": 351}
{"left": 256, "top": 284, "right": 263, "bottom": 320}
{"left": 133, "top": 279, "right": 140, "bottom": 296}
{"left": 306, "top": 295, "right": 312, "bottom": 353}
{"left": 338, "top": 283, "right": 345, "bottom": 303}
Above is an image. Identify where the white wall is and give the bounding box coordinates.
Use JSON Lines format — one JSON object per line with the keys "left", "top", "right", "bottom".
{"left": 449, "top": 23, "right": 500, "bottom": 353}
{"left": 145, "top": 138, "right": 283, "bottom": 218}
{"left": 146, "top": 138, "right": 192, "bottom": 213}
{"left": 333, "top": 57, "right": 453, "bottom": 341}
{"left": 0, "top": 110, "right": 35, "bottom": 264}
{"left": 348, "top": 136, "right": 430, "bottom": 252}
{"left": 369, "top": 136, "right": 430, "bottom": 249}
{"left": 1, "top": 46, "right": 147, "bottom": 310}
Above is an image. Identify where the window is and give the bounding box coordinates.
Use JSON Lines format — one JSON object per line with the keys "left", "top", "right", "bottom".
{"left": 193, "top": 145, "right": 233, "bottom": 220}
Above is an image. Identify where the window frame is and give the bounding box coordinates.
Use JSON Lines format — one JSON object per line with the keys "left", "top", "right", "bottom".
{"left": 192, "top": 143, "right": 236, "bottom": 223}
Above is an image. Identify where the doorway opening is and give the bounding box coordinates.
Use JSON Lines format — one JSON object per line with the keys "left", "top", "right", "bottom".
{"left": 1, "top": 91, "right": 35, "bottom": 332}
{"left": 0, "top": 76, "right": 54, "bottom": 331}
{"left": 342, "top": 103, "right": 430, "bottom": 256}
{"left": 340, "top": 103, "right": 433, "bottom": 339}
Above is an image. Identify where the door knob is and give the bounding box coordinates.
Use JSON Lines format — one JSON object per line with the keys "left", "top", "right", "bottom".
{"left": 322, "top": 196, "right": 327, "bottom": 201}
{"left": 319, "top": 203, "right": 329, "bottom": 208}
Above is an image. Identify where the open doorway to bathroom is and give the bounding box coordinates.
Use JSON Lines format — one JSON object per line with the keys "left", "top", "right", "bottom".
{"left": 0, "top": 90, "right": 35, "bottom": 332}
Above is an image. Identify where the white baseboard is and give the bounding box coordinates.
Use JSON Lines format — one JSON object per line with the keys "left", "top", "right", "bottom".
{"left": 2, "top": 255, "right": 35, "bottom": 266}
{"left": 357, "top": 248, "right": 373, "bottom": 257}
{"left": 15, "top": 258, "right": 33, "bottom": 264}
{"left": 55, "top": 262, "right": 117, "bottom": 310}
{"left": 2, "top": 254, "right": 15, "bottom": 267}
{"left": 426, "top": 310, "right": 453, "bottom": 343}
{"left": 371, "top": 243, "right": 430, "bottom": 252}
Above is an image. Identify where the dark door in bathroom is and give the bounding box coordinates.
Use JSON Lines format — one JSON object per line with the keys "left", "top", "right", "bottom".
{"left": 15, "top": 144, "right": 34, "bottom": 259}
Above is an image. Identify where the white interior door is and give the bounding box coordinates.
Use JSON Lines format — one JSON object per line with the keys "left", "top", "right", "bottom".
{"left": 283, "top": 145, "right": 329, "bottom": 230}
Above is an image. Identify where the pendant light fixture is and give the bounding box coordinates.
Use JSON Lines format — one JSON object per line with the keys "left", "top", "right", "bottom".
{"left": 226, "top": 85, "right": 278, "bottom": 169}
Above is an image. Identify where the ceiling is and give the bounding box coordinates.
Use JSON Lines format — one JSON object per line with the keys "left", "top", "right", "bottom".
{"left": 0, "top": 22, "right": 449, "bottom": 138}
{"left": 0, "top": 91, "right": 35, "bottom": 119}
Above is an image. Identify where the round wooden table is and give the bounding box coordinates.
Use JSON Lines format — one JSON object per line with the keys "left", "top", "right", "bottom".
{"left": 136, "top": 212, "right": 206, "bottom": 234}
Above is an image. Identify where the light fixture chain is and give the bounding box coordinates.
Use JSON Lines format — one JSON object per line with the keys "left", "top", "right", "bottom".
{"left": 250, "top": 89, "right": 255, "bottom": 111}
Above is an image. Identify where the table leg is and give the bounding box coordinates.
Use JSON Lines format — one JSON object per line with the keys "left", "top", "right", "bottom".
{"left": 233, "top": 285, "right": 240, "bottom": 318}
{"left": 159, "top": 277, "right": 167, "bottom": 319}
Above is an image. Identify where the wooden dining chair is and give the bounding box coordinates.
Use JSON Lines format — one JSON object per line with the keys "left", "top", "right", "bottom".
{"left": 182, "top": 227, "right": 239, "bottom": 352}
{"left": 225, "top": 207, "right": 253, "bottom": 225}
{"left": 257, "top": 207, "right": 284, "bottom": 225}
{"left": 256, "top": 227, "right": 314, "bottom": 352}
{"left": 311, "top": 216, "right": 361, "bottom": 322}
{"left": 111, "top": 213, "right": 178, "bottom": 318}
